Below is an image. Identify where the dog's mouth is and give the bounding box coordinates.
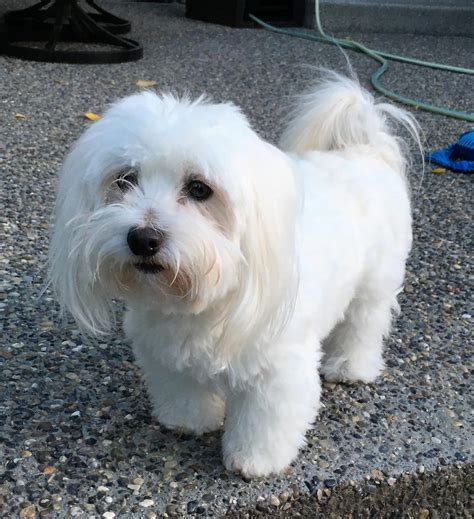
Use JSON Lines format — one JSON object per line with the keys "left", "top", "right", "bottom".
{"left": 134, "top": 262, "right": 164, "bottom": 274}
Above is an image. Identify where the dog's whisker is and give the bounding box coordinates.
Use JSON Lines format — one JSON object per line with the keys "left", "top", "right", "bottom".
{"left": 169, "top": 255, "right": 181, "bottom": 288}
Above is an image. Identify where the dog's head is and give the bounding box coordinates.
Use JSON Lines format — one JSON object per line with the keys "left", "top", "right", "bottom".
{"left": 49, "top": 92, "right": 299, "bottom": 349}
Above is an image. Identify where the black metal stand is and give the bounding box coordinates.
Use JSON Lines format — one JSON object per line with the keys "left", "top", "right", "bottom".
{"left": 0, "top": 0, "right": 143, "bottom": 64}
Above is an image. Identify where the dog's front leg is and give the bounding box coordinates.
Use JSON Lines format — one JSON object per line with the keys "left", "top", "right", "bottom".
{"left": 135, "top": 347, "right": 225, "bottom": 434}
{"left": 222, "top": 344, "right": 321, "bottom": 478}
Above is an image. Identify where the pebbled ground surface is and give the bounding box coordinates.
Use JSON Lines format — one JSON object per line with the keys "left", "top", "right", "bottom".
{"left": 0, "top": 2, "right": 472, "bottom": 518}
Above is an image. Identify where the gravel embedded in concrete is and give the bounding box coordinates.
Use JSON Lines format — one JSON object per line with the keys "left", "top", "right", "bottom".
{"left": 0, "top": 2, "right": 472, "bottom": 517}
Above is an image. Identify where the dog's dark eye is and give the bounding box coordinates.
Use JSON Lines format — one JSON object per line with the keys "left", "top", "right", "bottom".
{"left": 116, "top": 169, "right": 139, "bottom": 192}
{"left": 186, "top": 180, "right": 213, "bottom": 201}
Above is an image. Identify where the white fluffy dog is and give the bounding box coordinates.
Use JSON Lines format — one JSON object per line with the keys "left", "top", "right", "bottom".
{"left": 49, "top": 74, "right": 418, "bottom": 477}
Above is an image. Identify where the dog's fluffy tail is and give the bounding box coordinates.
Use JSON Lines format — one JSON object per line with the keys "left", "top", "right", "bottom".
{"left": 280, "top": 72, "right": 421, "bottom": 174}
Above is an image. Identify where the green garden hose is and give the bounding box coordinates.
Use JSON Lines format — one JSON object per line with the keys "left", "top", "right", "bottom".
{"left": 249, "top": 0, "right": 474, "bottom": 122}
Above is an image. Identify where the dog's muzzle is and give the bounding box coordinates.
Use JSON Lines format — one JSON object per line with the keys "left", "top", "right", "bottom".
{"left": 127, "top": 226, "right": 164, "bottom": 257}
{"left": 127, "top": 227, "right": 165, "bottom": 274}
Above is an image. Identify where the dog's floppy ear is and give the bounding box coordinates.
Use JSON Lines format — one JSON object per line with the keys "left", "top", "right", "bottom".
{"left": 219, "top": 141, "right": 300, "bottom": 356}
{"left": 48, "top": 134, "right": 114, "bottom": 335}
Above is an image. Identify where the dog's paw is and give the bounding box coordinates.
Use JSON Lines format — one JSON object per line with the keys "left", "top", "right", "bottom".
{"left": 321, "top": 355, "right": 384, "bottom": 384}
{"left": 223, "top": 451, "right": 286, "bottom": 478}
{"left": 156, "top": 412, "right": 223, "bottom": 436}
{"left": 161, "top": 422, "right": 222, "bottom": 436}
{"left": 153, "top": 397, "right": 225, "bottom": 435}
{"left": 223, "top": 439, "right": 297, "bottom": 478}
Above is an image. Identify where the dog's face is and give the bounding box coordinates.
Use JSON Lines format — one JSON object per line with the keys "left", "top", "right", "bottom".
{"left": 100, "top": 160, "right": 240, "bottom": 305}
{"left": 49, "top": 92, "right": 299, "bottom": 346}
{"left": 73, "top": 97, "right": 250, "bottom": 314}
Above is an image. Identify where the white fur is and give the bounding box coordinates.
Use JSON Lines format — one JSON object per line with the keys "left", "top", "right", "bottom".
{"left": 49, "top": 74, "right": 418, "bottom": 477}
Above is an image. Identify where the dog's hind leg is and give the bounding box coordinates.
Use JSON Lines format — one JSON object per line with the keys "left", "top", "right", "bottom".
{"left": 320, "top": 287, "right": 398, "bottom": 383}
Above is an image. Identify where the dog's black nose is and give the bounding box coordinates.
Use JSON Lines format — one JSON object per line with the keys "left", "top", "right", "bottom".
{"left": 127, "top": 227, "right": 163, "bottom": 257}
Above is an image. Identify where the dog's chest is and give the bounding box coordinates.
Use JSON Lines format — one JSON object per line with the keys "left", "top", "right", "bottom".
{"left": 124, "top": 307, "right": 274, "bottom": 388}
{"left": 125, "top": 309, "right": 229, "bottom": 380}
